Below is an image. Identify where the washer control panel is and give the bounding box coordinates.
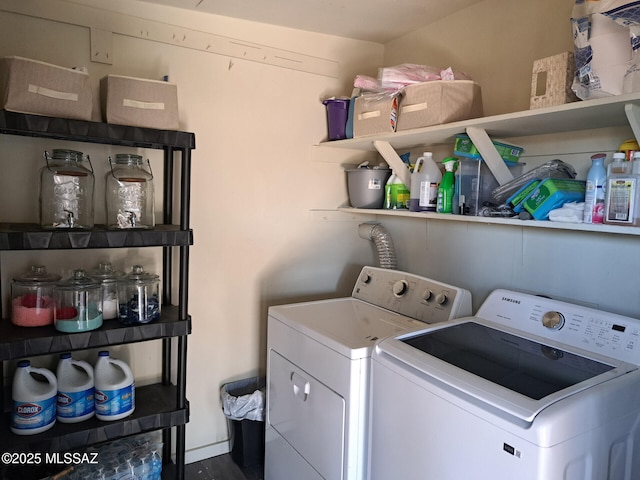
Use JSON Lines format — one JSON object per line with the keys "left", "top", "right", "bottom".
{"left": 352, "top": 266, "right": 473, "bottom": 324}
{"left": 477, "top": 289, "right": 640, "bottom": 364}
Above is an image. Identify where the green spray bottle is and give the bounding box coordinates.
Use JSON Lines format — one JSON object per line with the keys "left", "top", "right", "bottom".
{"left": 437, "top": 157, "right": 457, "bottom": 214}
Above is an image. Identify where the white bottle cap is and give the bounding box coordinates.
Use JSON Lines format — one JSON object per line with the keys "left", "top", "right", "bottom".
{"left": 613, "top": 152, "right": 626, "bottom": 161}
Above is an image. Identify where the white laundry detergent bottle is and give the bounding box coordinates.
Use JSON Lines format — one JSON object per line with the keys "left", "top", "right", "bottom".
{"left": 94, "top": 350, "right": 135, "bottom": 421}
{"left": 11, "top": 360, "right": 57, "bottom": 435}
{"left": 56, "top": 352, "right": 95, "bottom": 423}
{"left": 409, "top": 152, "right": 442, "bottom": 212}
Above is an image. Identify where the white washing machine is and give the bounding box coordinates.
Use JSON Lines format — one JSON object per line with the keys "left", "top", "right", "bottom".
{"left": 265, "top": 266, "right": 472, "bottom": 480}
{"left": 370, "top": 289, "right": 640, "bottom": 480}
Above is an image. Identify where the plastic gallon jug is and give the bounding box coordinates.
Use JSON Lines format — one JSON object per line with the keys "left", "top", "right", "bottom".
{"left": 56, "top": 353, "right": 95, "bottom": 423}
{"left": 94, "top": 351, "right": 135, "bottom": 421}
{"left": 409, "top": 152, "right": 442, "bottom": 212}
{"left": 11, "top": 360, "right": 57, "bottom": 435}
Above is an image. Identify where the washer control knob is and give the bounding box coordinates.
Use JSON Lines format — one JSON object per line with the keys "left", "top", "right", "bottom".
{"left": 542, "top": 311, "right": 565, "bottom": 330}
{"left": 422, "top": 290, "right": 433, "bottom": 302}
{"left": 361, "top": 273, "right": 372, "bottom": 284}
{"left": 393, "top": 280, "right": 408, "bottom": 297}
{"left": 435, "top": 293, "right": 448, "bottom": 305}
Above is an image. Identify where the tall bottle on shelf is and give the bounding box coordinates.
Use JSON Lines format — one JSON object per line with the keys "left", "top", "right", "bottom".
{"left": 437, "top": 157, "right": 457, "bottom": 214}
{"left": 409, "top": 152, "right": 442, "bottom": 212}
{"left": 604, "top": 151, "right": 640, "bottom": 225}
{"left": 583, "top": 153, "right": 607, "bottom": 224}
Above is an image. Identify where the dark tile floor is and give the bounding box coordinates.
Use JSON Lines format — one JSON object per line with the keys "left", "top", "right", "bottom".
{"left": 185, "top": 454, "right": 264, "bottom": 480}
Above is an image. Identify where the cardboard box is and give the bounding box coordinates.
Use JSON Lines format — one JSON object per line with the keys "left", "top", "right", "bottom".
{"left": 530, "top": 52, "right": 579, "bottom": 109}
{"left": 353, "top": 92, "right": 399, "bottom": 138}
{"left": 396, "top": 80, "right": 483, "bottom": 131}
{"left": 102, "top": 75, "right": 179, "bottom": 130}
{"left": 0, "top": 56, "right": 92, "bottom": 120}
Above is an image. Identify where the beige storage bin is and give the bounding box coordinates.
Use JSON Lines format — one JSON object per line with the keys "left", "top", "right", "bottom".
{"left": 397, "top": 80, "right": 483, "bottom": 131}
{"left": 101, "top": 74, "right": 179, "bottom": 130}
{"left": 0, "top": 56, "right": 92, "bottom": 120}
{"left": 353, "top": 92, "right": 399, "bottom": 138}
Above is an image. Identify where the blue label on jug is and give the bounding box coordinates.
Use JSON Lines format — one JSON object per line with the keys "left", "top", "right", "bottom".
{"left": 95, "top": 384, "right": 134, "bottom": 417}
{"left": 12, "top": 396, "right": 56, "bottom": 430}
{"left": 57, "top": 387, "right": 95, "bottom": 419}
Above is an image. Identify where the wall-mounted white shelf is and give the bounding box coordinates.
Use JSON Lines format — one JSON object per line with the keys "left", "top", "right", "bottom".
{"left": 319, "top": 92, "right": 640, "bottom": 152}
{"left": 338, "top": 207, "right": 640, "bottom": 236}
{"left": 323, "top": 93, "right": 640, "bottom": 237}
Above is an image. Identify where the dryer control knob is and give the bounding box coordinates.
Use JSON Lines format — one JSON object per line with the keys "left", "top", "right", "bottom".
{"left": 435, "top": 293, "right": 448, "bottom": 305}
{"left": 393, "top": 280, "right": 408, "bottom": 297}
{"left": 542, "top": 311, "right": 565, "bottom": 330}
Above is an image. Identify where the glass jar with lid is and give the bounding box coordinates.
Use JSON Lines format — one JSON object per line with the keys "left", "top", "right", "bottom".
{"left": 11, "top": 265, "right": 61, "bottom": 327}
{"left": 40, "top": 149, "right": 95, "bottom": 229}
{"left": 89, "top": 262, "right": 122, "bottom": 320}
{"left": 106, "top": 154, "right": 155, "bottom": 229}
{"left": 118, "top": 265, "right": 160, "bottom": 325}
{"left": 54, "top": 269, "right": 103, "bottom": 333}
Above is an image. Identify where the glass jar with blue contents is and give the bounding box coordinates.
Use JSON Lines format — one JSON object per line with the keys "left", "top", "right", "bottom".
{"left": 118, "top": 265, "right": 160, "bottom": 325}
{"left": 54, "top": 269, "right": 103, "bottom": 333}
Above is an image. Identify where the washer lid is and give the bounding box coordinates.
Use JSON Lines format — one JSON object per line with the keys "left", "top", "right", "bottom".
{"left": 376, "top": 317, "right": 638, "bottom": 422}
{"left": 268, "top": 297, "right": 426, "bottom": 360}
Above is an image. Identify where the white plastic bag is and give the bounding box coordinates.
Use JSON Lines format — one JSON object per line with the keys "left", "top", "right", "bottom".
{"left": 571, "top": 0, "right": 640, "bottom": 99}
{"left": 221, "top": 377, "right": 265, "bottom": 422}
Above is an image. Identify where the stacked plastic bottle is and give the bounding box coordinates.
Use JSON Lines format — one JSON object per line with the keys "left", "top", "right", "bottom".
{"left": 64, "top": 434, "right": 163, "bottom": 480}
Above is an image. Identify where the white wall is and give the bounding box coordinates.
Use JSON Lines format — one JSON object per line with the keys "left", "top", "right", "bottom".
{"left": 0, "top": 0, "right": 384, "bottom": 462}
{"left": 384, "top": 0, "right": 576, "bottom": 116}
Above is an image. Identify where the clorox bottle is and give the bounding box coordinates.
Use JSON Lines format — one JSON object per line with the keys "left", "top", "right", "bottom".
{"left": 56, "top": 353, "right": 95, "bottom": 423}
{"left": 11, "top": 360, "right": 57, "bottom": 435}
{"left": 94, "top": 351, "right": 135, "bottom": 421}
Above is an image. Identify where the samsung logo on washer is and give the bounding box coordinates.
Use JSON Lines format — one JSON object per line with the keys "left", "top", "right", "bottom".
{"left": 502, "top": 296, "right": 521, "bottom": 304}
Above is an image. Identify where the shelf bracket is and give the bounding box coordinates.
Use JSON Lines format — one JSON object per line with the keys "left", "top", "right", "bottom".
{"left": 466, "top": 126, "right": 514, "bottom": 185}
{"left": 373, "top": 140, "right": 411, "bottom": 187}
{"left": 624, "top": 103, "right": 640, "bottom": 146}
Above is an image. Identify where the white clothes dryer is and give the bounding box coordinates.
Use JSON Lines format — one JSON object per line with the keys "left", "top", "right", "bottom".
{"left": 370, "top": 289, "right": 640, "bottom": 480}
{"left": 264, "top": 266, "right": 472, "bottom": 480}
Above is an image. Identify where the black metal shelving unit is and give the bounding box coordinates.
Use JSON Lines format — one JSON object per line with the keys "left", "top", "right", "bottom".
{"left": 0, "top": 110, "right": 194, "bottom": 480}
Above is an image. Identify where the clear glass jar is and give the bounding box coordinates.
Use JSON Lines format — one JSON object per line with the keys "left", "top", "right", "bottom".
{"left": 40, "top": 149, "right": 95, "bottom": 229}
{"left": 89, "top": 262, "right": 122, "bottom": 320}
{"left": 54, "top": 269, "right": 103, "bottom": 333}
{"left": 118, "top": 265, "right": 160, "bottom": 325}
{"left": 106, "top": 154, "right": 155, "bottom": 229}
{"left": 11, "top": 265, "right": 61, "bottom": 327}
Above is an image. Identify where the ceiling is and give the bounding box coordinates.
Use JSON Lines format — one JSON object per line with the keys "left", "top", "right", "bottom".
{"left": 138, "top": 0, "right": 485, "bottom": 44}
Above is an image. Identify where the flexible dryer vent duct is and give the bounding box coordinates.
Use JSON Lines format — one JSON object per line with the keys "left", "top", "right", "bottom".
{"left": 358, "top": 222, "right": 397, "bottom": 270}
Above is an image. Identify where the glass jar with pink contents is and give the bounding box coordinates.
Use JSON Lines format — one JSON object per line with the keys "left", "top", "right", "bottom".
{"left": 11, "top": 265, "right": 61, "bottom": 327}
